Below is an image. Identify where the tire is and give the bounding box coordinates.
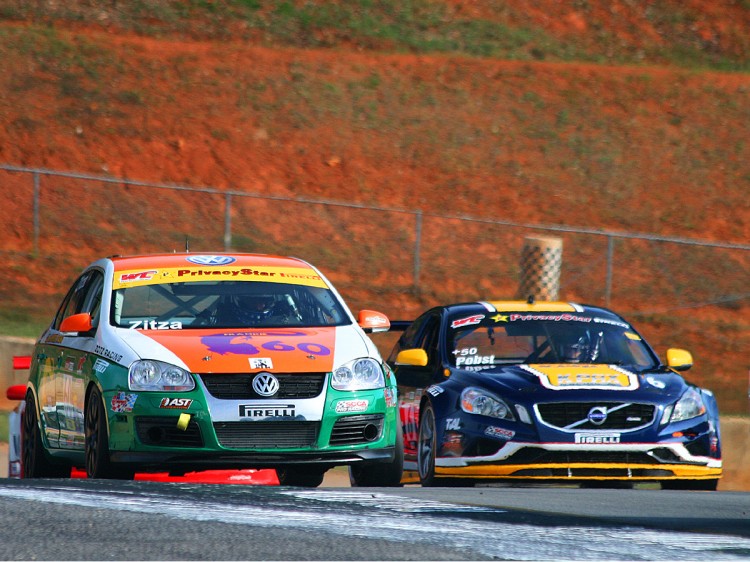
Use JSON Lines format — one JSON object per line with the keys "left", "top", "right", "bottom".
{"left": 22, "top": 392, "right": 71, "bottom": 478}
{"left": 662, "top": 479, "right": 718, "bottom": 491}
{"left": 417, "top": 401, "right": 440, "bottom": 487}
{"left": 580, "top": 481, "right": 633, "bottom": 489}
{"left": 85, "top": 387, "right": 134, "bottom": 480}
{"left": 276, "top": 467, "right": 326, "bottom": 487}
{"left": 349, "top": 422, "right": 404, "bottom": 487}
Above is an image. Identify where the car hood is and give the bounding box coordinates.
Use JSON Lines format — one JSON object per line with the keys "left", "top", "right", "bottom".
{"left": 454, "top": 363, "right": 688, "bottom": 400}
{"left": 117, "top": 326, "right": 369, "bottom": 373}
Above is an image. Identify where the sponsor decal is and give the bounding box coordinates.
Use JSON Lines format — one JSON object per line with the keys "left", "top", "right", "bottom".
{"left": 646, "top": 376, "right": 666, "bottom": 389}
{"left": 111, "top": 392, "right": 137, "bottom": 413}
{"left": 249, "top": 357, "right": 274, "bottom": 370}
{"left": 186, "top": 255, "right": 237, "bottom": 266}
{"left": 522, "top": 364, "right": 639, "bottom": 391}
{"left": 252, "top": 372, "right": 280, "bottom": 396}
{"left": 445, "top": 418, "right": 461, "bottom": 430}
{"left": 451, "top": 314, "right": 485, "bottom": 329}
{"left": 363, "top": 314, "right": 389, "bottom": 326}
{"left": 509, "top": 314, "right": 591, "bottom": 323}
{"left": 490, "top": 314, "right": 509, "bottom": 322}
{"left": 93, "top": 358, "right": 109, "bottom": 374}
{"left": 239, "top": 403, "right": 296, "bottom": 418}
{"left": 456, "top": 354, "right": 495, "bottom": 367}
{"left": 112, "top": 266, "right": 328, "bottom": 290}
{"left": 201, "top": 332, "right": 331, "bottom": 357}
{"left": 64, "top": 357, "right": 76, "bottom": 371}
{"left": 160, "top": 397, "right": 193, "bottom": 409}
{"left": 119, "top": 270, "right": 158, "bottom": 283}
{"left": 484, "top": 426, "right": 515, "bottom": 440}
{"left": 335, "top": 399, "right": 369, "bottom": 413}
{"left": 426, "top": 385, "right": 444, "bottom": 397}
{"left": 624, "top": 332, "right": 642, "bottom": 341}
{"left": 129, "top": 320, "right": 183, "bottom": 330}
{"left": 44, "top": 334, "right": 64, "bottom": 344}
{"left": 94, "top": 345, "right": 123, "bottom": 363}
{"left": 76, "top": 356, "right": 86, "bottom": 373}
{"left": 575, "top": 432, "right": 621, "bottom": 444}
{"left": 593, "top": 318, "right": 630, "bottom": 329}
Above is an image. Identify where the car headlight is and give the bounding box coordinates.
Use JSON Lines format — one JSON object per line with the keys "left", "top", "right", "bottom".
{"left": 129, "top": 360, "right": 195, "bottom": 391}
{"left": 332, "top": 358, "right": 385, "bottom": 391}
{"left": 461, "top": 387, "right": 515, "bottom": 420}
{"left": 662, "top": 387, "right": 706, "bottom": 424}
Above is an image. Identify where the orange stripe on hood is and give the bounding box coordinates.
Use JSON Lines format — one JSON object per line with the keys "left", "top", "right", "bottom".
{"left": 142, "top": 328, "right": 336, "bottom": 373}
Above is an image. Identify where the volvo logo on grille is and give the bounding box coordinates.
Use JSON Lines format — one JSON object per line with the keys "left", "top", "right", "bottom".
{"left": 252, "top": 372, "right": 280, "bottom": 397}
{"left": 587, "top": 406, "right": 608, "bottom": 426}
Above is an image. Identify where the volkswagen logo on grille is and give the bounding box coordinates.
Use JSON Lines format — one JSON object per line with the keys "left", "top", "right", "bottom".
{"left": 252, "top": 372, "right": 280, "bottom": 397}
{"left": 587, "top": 406, "right": 608, "bottom": 426}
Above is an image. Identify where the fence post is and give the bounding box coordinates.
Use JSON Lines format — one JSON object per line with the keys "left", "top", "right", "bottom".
{"left": 413, "top": 210, "right": 422, "bottom": 291}
{"left": 224, "top": 192, "right": 232, "bottom": 251}
{"left": 33, "top": 172, "right": 40, "bottom": 256}
{"left": 605, "top": 235, "right": 614, "bottom": 306}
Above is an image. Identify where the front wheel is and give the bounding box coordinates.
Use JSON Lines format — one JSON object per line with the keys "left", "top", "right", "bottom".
{"left": 85, "top": 387, "right": 134, "bottom": 480}
{"left": 417, "top": 401, "right": 439, "bottom": 487}
{"left": 662, "top": 479, "right": 718, "bottom": 491}
{"left": 22, "top": 392, "right": 71, "bottom": 478}
{"left": 349, "top": 423, "right": 404, "bottom": 487}
{"left": 276, "top": 467, "right": 326, "bottom": 487}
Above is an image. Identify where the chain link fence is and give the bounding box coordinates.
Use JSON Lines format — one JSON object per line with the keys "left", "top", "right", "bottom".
{"left": 1, "top": 164, "right": 749, "bottom": 412}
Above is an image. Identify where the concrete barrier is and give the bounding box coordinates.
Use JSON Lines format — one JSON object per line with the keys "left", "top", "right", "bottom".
{"left": 0, "top": 336, "right": 35, "bottom": 410}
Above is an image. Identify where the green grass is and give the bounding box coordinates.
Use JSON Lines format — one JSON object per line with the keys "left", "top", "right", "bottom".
{"left": 0, "top": 311, "right": 47, "bottom": 340}
{"left": 0, "top": 411, "right": 8, "bottom": 444}
{"left": 5, "top": 1, "right": 749, "bottom": 72}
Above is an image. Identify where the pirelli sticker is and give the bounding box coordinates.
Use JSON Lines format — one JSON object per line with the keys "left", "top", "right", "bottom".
{"left": 113, "top": 266, "right": 329, "bottom": 290}
{"left": 521, "top": 364, "right": 639, "bottom": 391}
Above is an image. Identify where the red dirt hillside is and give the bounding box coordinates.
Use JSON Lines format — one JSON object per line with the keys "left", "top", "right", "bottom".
{"left": 0, "top": 2, "right": 749, "bottom": 413}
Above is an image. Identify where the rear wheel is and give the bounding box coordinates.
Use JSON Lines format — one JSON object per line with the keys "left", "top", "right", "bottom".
{"left": 85, "top": 388, "right": 134, "bottom": 480}
{"left": 22, "top": 392, "right": 71, "bottom": 478}
{"left": 276, "top": 467, "right": 326, "bottom": 487}
{"left": 349, "top": 422, "right": 404, "bottom": 487}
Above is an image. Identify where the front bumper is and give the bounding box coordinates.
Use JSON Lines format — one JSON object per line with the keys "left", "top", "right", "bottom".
{"left": 432, "top": 441, "right": 722, "bottom": 481}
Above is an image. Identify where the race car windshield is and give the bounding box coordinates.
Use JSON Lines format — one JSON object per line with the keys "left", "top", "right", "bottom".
{"left": 448, "top": 314, "right": 659, "bottom": 369}
{"left": 111, "top": 281, "right": 351, "bottom": 329}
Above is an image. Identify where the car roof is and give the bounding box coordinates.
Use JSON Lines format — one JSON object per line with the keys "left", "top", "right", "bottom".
{"left": 442, "top": 300, "right": 626, "bottom": 321}
{"left": 106, "top": 253, "right": 314, "bottom": 272}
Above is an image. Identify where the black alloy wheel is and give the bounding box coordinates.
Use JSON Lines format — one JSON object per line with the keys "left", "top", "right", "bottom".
{"left": 22, "top": 391, "right": 70, "bottom": 478}
{"left": 85, "top": 387, "right": 134, "bottom": 480}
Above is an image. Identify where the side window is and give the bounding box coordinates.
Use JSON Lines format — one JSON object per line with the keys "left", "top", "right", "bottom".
{"left": 51, "top": 270, "right": 104, "bottom": 332}
{"left": 387, "top": 312, "right": 432, "bottom": 363}
{"left": 416, "top": 314, "right": 441, "bottom": 369}
{"left": 52, "top": 273, "right": 91, "bottom": 331}
{"left": 81, "top": 271, "right": 105, "bottom": 328}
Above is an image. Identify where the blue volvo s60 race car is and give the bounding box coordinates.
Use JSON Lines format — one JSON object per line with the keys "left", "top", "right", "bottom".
{"left": 389, "top": 300, "right": 722, "bottom": 489}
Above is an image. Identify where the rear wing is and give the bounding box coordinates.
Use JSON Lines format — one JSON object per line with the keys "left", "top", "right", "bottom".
{"left": 389, "top": 320, "right": 412, "bottom": 333}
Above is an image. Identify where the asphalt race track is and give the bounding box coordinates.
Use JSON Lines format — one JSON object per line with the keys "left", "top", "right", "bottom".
{"left": 0, "top": 479, "right": 749, "bottom": 560}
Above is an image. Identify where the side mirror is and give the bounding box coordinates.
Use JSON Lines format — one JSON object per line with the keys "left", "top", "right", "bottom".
{"left": 357, "top": 310, "right": 390, "bottom": 333}
{"left": 666, "top": 348, "right": 693, "bottom": 372}
{"left": 59, "top": 312, "right": 94, "bottom": 334}
{"left": 396, "top": 348, "right": 429, "bottom": 367}
{"left": 6, "top": 385, "right": 27, "bottom": 401}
